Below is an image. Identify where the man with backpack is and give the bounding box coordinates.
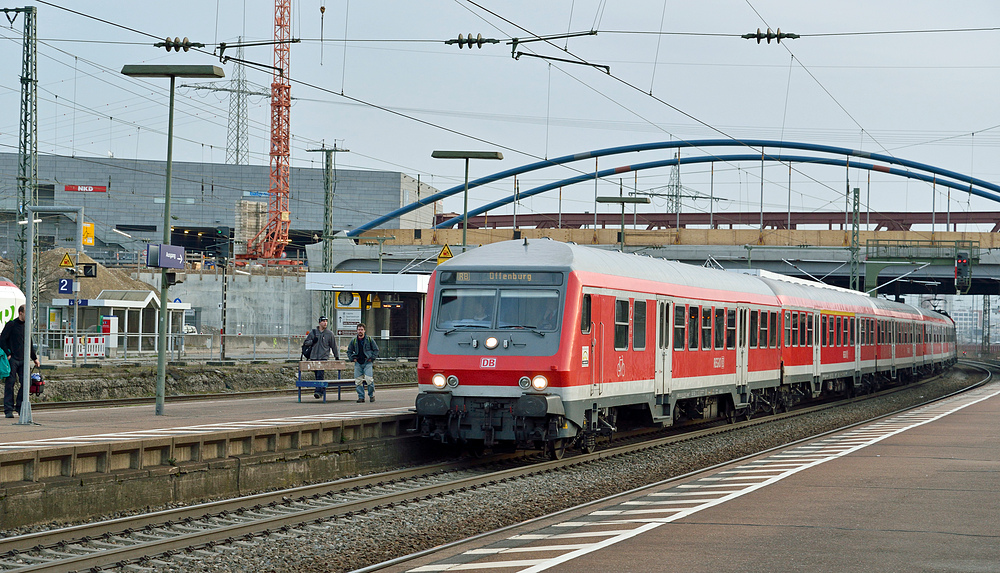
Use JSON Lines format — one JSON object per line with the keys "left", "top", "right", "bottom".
{"left": 0, "top": 305, "right": 40, "bottom": 418}
{"left": 303, "top": 316, "right": 339, "bottom": 399}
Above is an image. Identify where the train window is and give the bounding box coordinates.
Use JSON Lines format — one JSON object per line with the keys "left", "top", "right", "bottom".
{"left": 739, "top": 309, "right": 746, "bottom": 347}
{"left": 660, "top": 303, "right": 668, "bottom": 350}
{"left": 850, "top": 318, "right": 856, "bottom": 346}
{"left": 581, "top": 294, "right": 592, "bottom": 334}
{"left": 836, "top": 316, "right": 842, "bottom": 346}
{"left": 760, "top": 311, "right": 769, "bottom": 348}
{"left": 769, "top": 311, "right": 778, "bottom": 348}
{"left": 749, "top": 310, "right": 759, "bottom": 348}
{"left": 674, "top": 305, "right": 686, "bottom": 350}
{"left": 714, "top": 308, "right": 726, "bottom": 349}
{"left": 498, "top": 289, "right": 561, "bottom": 331}
{"left": 702, "top": 307, "right": 713, "bottom": 350}
{"left": 784, "top": 311, "right": 791, "bottom": 347}
{"left": 799, "top": 313, "right": 807, "bottom": 347}
{"left": 614, "top": 299, "right": 629, "bottom": 350}
{"left": 807, "top": 314, "right": 814, "bottom": 346}
{"left": 789, "top": 312, "right": 798, "bottom": 347}
{"left": 821, "top": 315, "right": 827, "bottom": 346}
{"left": 726, "top": 309, "right": 736, "bottom": 349}
{"left": 689, "top": 306, "right": 700, "bottom": 350}
{"left": 634, "top": 300, "right": 647, "bottom": 350}
{"left": 436, "top": 288, "right": 496, "bottom": 329}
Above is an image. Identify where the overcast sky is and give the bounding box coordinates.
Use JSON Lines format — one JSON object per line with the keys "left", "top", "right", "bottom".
{"left": 3, "top": 0, "right": 1000, "bottom": 229}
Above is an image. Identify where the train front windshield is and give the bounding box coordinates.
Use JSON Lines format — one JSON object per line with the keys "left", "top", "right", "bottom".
{"left": 436, "top": 288, "right": 561, "bottom": 331}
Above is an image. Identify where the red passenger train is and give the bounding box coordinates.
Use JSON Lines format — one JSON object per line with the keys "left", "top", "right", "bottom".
{"left": 414, "top": 239, "right": 956, "bottom": 457}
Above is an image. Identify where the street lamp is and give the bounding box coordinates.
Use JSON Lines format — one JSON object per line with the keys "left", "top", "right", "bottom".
{"left": 596, "top": 196, "right": 650, "bottom": 252}
{"left": 121, "top": 64, "right": 224, "bottom": 415}
{"left": 431, "top": 150, "right": 503, "bottom": 252}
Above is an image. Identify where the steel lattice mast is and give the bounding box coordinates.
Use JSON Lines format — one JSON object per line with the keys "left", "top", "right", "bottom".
{"left": 5, "top": 7, "right": 38, "bottom": 301}
{"left": 226, "top": 39, "right": 249, "bottom": 166}
{"left": 248, "top": 0, "right": 292, "bottom": 258}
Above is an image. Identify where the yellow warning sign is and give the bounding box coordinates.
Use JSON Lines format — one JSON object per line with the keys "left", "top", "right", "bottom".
{"left": 82, "top": 222, "right": 95, "bottom": 246}
{"left": 437, "top": 244, "right": 454, "bottom": 265}
{"left": 59, "top": 253, "right": 74, "bottom": 268}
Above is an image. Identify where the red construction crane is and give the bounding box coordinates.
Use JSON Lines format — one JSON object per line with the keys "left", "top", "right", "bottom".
{"left": 247, "top": 0, "right": 292, "bottom": 259}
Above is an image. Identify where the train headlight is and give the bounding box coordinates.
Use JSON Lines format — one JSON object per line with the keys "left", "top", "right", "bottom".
{"left": 431, "top": 373, "right": 447, "bottom": 389}
{"left": 531, "top": 375, "right": 548, "bottom": 391}
{"left": 518, "top": 376, "right": 531, "bottom": 389}
{"left": 485, "top": 336, "right": 498, "bottom": 349}
{"left": 447, "top": 375, "right": 460, "bottom": 388}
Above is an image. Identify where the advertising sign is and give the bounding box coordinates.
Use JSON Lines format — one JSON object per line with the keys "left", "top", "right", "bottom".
{"left": 65, "top": 185, "right": 107, "bottom": 192}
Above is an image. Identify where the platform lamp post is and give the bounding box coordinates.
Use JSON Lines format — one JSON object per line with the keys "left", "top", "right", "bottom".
{"left": 431, "top": 151, "right": 503, "bottom": 252}
{"left": 596, "top": 196, "right": 650, "bottom": 252}
{"left": 121, "top": 64, "right": 224, "bottom": 415}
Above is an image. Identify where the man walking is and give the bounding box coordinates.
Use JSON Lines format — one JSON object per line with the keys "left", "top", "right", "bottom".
{"left": 0, "top": 305, "right": 40, "bottom": 418}
{"left": 347, "top": 323, "right": 379, "bottom": 403}
{"left": 304, "top": 316, "right": 339, "bottom": 399}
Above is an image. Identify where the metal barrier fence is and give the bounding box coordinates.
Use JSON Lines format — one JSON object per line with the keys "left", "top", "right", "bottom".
{"left": 36, "top": 331, "right": 421, "bottom": 362}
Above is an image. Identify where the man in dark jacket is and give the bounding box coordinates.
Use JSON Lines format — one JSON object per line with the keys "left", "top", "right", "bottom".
{"left": 347, "top": 323, "right": 379, "bottom": 403}
{"left": 304, "top": 316, "right": 339, "bottom": 399}
{"left": 0, "top": 305, "right": 40, "bottom": 418}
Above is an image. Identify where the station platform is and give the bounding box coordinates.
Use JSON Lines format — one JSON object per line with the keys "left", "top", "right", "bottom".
{"left": 0, "top": 386, "right": 420, "bottom": 451}
{"left": 395, "top": 381, "right": 1000, "bottom": 573}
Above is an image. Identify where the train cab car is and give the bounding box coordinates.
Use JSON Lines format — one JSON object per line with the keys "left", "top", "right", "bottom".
{"left": 415, "top": 239, "right": 781, "bottom": 456}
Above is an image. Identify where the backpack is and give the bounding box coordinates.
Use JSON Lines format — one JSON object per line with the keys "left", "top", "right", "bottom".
{"left": 0, "top": 353, "right": 9, "bottom": 379}
{"left": 301, "top": 330, "right": 316, "bottom": 359}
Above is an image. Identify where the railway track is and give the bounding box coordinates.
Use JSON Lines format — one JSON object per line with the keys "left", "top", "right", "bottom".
{"left": 0, "top": 366, "right": 987, "bottom": 572}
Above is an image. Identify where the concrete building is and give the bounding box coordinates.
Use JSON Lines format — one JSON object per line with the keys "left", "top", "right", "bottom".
{"left": 0, "top": 153, "right": 440, "bottom": 265}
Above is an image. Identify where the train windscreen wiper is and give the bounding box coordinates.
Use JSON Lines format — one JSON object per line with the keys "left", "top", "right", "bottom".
{"left": 443, "top": 323, "right": 487, "bottom": 335}
{"left": 497, "top": 324, "right": 544, "bottom": 336}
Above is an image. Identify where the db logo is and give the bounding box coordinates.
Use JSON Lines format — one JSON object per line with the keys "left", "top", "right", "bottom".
{"left": 480, "top": 357, "right": 496, "bottom": 368}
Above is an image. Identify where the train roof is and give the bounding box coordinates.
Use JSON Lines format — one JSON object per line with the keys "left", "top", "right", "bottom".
{"left": 442, "top": 240, "right": 952, "bottom": 325}
{"left": 443, "top": 240, "right": 779, "bottom": 300}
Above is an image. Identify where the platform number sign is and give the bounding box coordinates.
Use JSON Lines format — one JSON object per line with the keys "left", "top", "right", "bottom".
{"left": 58, "top": 278, "right": 73, "bottom": 295}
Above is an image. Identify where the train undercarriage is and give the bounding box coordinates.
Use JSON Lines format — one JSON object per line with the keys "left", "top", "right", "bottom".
{"left": 417, "top": 360, "right": 955, "bottom": 460}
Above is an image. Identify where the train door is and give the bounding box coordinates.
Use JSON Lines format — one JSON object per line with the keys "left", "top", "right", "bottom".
{"left": 812, "top": 312, "right": 821, "bottom": 382}
{"left": 655, "top": 297, "right": 672, "bottom": 396}
{"left": 735, "top": 306, "right": 749, "bottom": 390}
{"left": 853, "top": 316, "right": 861, "bottom": 378}
{"left": 589, "top": 293, "right": 605, "bottom": 397}
{"left": 580, "top": 291, "right": 602, "bottom": 397}
{"left": 890, "top": 320, "right": 897, "bottom": 378}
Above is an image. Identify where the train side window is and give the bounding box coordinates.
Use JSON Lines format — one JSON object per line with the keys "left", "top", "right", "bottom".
{"left": 714, "top": 308, "right": 726, "bottom": 350}
{"left": 835, "top": 316, "right": 842, "bottom": 346}
{"left": 821, "top": 315, "right": 827, "bottom": 346}
{"left": 614, "top": 299, "right": 629, "bottom": 350}
{"left": 689, "top": 306, "right": 700, "bottom": 350}
{"left": 850, "top": 317, "right": 856, "bottom": 345}
{"left": 784, "top": 311, "right": 792, "bottom": 347}
{"left": 830, "top": 316, "right": 837, "bottom": 346}
{"left": 702, "top": 307, "right": 713, "bottom": 350}
{"left": 749, "top": 310, "right": 759, "bottom": 348}
{"left": 807, "top": 314, "right": 814, "bottom": 346}
{"left": 634, "top": 300, "right": 647, "bottom": 350}
{"left": 769, "top": 311, "right": 778, "bottom": 348}
{"left": 580, "top": 294, "right": 591, "bottom": 334}
{"left": 790, "top": 312, "right": 799, "bottom": 347}
{"left": 726, "top": 308, "right": 736, "bottom": 349}
{"left": 799, "top": 313, "right": 807, "bottom": 346}
{"left": 674, "top": 304, "right": 686, "bottom": 350}
{"left": 760, "top": 311, "right": 769, "bottom": 348}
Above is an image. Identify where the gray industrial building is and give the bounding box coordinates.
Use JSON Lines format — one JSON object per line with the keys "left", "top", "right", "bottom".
{"left": 0, "top": 152, "right": 439, "bottom": 265}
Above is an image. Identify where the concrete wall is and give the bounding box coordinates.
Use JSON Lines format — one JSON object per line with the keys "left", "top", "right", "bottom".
{"left": 136, "top": 269, "right": 318, "bottom": 337}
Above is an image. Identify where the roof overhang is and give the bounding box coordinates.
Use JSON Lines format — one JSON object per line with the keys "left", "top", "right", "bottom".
{"left": 305, "top": 272, "right": 430, "bottom": 294}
